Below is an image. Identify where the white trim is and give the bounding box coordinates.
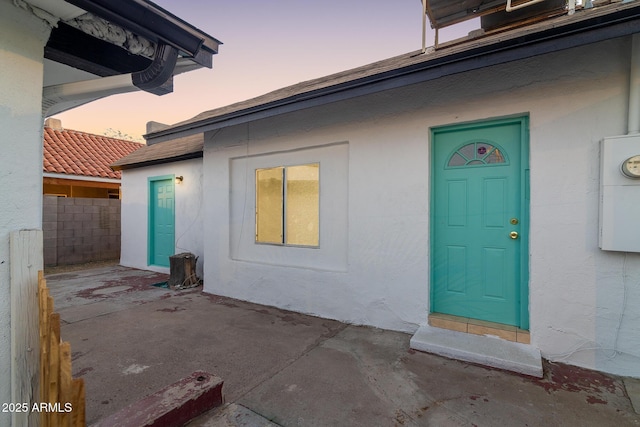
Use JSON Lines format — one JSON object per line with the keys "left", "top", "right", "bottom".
{"left": 43, "top": 74, "right": 137, "bottom": 116}
{"left": 43, "top": 172, "right": 121, "bottom": 184}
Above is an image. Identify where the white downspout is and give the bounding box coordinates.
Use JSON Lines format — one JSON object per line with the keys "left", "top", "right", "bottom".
{"left": 628, "top": 33, "right": 640, "bottom": 134}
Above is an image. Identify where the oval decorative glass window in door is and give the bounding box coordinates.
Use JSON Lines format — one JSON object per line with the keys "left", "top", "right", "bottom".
{"left": 447, "top": 141, "right": 508, "bottom": 167}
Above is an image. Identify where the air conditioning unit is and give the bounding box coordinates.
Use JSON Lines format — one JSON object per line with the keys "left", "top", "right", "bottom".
{"left": 168, "top": 252, "right": 201, "bottom": 289}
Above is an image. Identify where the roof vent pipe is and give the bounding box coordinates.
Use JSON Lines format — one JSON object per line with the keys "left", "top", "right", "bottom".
{"left": 421, "top": 0, "right": 427, "bottom": 54}
{"left": 629, "top": 33, "right": 640, "bottom": 134}
{"left": 506, "top": 0, "right": 545, "bottom": 12}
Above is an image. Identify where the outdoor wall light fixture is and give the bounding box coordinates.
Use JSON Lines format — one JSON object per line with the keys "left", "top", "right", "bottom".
{"left": 175, "top": 175, "right": 184, "bottom": 184}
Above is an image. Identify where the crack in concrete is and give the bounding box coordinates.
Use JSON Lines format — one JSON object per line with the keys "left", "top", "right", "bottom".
{"left": 232, "top": 322, "right": 348, "bottom": 405}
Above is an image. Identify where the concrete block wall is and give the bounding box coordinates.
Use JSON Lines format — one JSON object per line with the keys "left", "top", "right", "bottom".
{"left": 43, "top": 195, "right": 121, "bottom": 266}
{"left": 43, "top": 195, "right": 58, "bottom": 266}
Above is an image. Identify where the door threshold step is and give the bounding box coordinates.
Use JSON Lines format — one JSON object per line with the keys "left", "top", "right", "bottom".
{"left": 410, "top": 324, "right": 543, "bottom": 378}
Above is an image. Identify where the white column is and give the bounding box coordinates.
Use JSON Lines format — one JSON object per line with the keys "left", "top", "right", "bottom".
{"left": 0, "top": 2, "right": 52, "bottom": 425}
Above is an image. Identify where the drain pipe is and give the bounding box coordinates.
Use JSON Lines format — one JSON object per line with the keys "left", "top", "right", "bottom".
{"left": 629, "top": 33, "right": 640, "bottom": 134}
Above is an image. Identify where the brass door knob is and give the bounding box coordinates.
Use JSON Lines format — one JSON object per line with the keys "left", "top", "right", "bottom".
{"left": 510, "top": 231, "right": 519, "bottom": 239}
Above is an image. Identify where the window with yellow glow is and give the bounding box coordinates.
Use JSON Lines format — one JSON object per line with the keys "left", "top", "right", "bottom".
{"left": 255, "top": 163, "right": 319, "bottom": 246}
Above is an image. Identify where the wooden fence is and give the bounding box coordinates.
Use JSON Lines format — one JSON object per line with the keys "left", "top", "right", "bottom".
{"left": 39, "top": 271, "right": 86, "bottom": 427}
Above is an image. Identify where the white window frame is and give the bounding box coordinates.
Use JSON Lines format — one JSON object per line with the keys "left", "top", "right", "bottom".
{"left": 255, "top": 163, "right": 320, "bottom": 248}
{"left": 229, "top": 142, "right": 348, "bottom": 272}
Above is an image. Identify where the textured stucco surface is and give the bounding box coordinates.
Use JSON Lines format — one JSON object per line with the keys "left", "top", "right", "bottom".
{"left": 0, "top": 1, "right": 51, "bottom": 423}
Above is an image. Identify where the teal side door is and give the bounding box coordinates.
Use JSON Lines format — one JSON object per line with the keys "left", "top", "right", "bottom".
{"left": 149, "top": 176, "right": 175, "bottom": 267}
{"left": 432, "top": 117, "right": 529, "bottom": 328}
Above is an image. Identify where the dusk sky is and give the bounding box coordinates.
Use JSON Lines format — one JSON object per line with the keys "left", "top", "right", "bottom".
{"left": 54, "top": 1, "right": 477, "bottom": 141}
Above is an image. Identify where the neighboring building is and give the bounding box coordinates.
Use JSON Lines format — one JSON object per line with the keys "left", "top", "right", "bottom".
{"left": 43, "top": 117, "right": 142, "bottom": 198}
{"left": 42, "top": 118, "right": 143, "bottom": 266}
{"left": 0, "top": 1, "right": 220, "bottom": 424}
{"left": 117, "top": 1, "right": 640, "bottom": 379}
{"left": 112, "top": 131, "right": 204, "bottom": 275}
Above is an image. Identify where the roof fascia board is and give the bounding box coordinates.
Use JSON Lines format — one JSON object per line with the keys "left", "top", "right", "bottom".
{"left": 43, "top": 172, "right": 120, "bottom": 183}
{"left": 147, "top": 5, "right": 640, "bottom": 144}
{"left": 66, "top": 0, "right": 221, "bottom": 60}
{"left": 111, "top": 151, "right": 203, "bottom": 171}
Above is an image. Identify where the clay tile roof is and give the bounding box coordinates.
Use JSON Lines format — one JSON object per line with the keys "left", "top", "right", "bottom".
{"left": 43, "top": 126, "right": 143, "bottom": 179}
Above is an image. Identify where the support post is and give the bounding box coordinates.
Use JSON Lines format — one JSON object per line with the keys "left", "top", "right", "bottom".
{"left": 10, "top": 229, "right": 44, "bottom": 427}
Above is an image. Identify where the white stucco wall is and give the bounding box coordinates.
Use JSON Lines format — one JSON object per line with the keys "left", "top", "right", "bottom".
{"left": 0, "top": 1, "right": 51, "bottom": 422}
{"left": 204, "top": 112, "right": 431, "bottom": 333}
{"left": 120, "top": 158, "right": 204, "bottom": 277}
{"left": 201, "top": 36, "right": 640, "bottom": 377}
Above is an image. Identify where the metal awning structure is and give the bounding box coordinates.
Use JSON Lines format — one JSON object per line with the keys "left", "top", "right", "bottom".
{"left": 424, "top": 0, "right": 509, "bottom": 29}
{"left": 420, "top": 0, "right": 573, "bottom": 51}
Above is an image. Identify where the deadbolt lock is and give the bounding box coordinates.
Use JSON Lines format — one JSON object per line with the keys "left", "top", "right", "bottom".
{"left": 510, "top": 218, "right": 519, "bottom": 225}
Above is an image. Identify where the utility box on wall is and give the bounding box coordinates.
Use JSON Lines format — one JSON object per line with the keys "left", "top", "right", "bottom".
{"left": 599, "top": 135, "right": 640, "bottom": 252}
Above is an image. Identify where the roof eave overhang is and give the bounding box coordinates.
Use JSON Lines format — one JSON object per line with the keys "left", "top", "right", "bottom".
{"left": 65, "top": 0, "right": 221, "bottom": 62}
{"left": 146, "top": 4, "right": 640, "bottom": 144}
{"left": 42, "top": 0, "right": 222, "bottom": 115}
{"left": 111, "top": 151, "right": 203, "bottom": 171}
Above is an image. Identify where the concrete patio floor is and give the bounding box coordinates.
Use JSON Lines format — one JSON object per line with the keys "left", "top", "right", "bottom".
{"left": 46, "top": 265, "right": 640, "bottom": 426}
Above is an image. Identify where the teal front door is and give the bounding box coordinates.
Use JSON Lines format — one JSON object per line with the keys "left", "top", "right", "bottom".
{"left": 432, "top": 117, "right": 529, "bottom": 328}
{"left": 149, "top": 176, "right": 175, "bottom": 267}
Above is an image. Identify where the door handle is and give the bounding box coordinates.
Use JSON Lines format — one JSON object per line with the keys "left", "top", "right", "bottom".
{"left": 510, "top": 231, "right": 519, "bottom": 240}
